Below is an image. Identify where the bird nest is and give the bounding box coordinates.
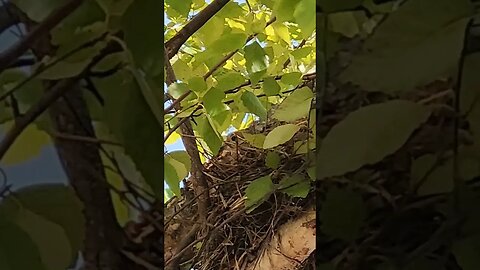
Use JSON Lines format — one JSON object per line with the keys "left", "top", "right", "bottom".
{"left": 163, "top": 112, "right": 316, "bottom": 270}
{"left": 162, "top": 77, "right": 471, "bottom": 270}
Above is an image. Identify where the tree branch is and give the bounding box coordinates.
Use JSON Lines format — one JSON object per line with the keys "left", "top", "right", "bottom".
{"left": 163, "top": 17, "right": 276, "bottom": 114}
{"left": 0, "top": 0, "right": 84, "bottom": 73}
{"left": 0, "top": 2, "right": 25, "bottom": 34}
{"left": 165, "top": 0, "right": 229, "bottom": 59}
{"left": 164, "top": 48, "right": 210, "bottom": 270}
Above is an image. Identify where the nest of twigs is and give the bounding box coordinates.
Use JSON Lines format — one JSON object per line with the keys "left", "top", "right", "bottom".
{"left": 161, "top": 76, "right": 470, "bottom": 270}
{"left": 185, "top": 116, "right": 316, "bottom": 270}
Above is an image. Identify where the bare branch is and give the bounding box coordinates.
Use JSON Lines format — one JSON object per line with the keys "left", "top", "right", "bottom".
{"left": 0, "top": 0, "right": 84, "bottom": 73}
{"left": 163, "top": 17, "right": 276, "bottom": 114}
{"left": 0, "top": 2, "right": 25, "bottom": 33}
{"left": 0, "top": 47, "right": 106, "bottom": 161}
{"left": 165, "top": 0, "right": 229, "bottom": 59}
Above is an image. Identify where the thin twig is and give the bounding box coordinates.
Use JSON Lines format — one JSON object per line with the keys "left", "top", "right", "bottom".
{"left": 0, "top": 0, "right": 84, "bottom": 73}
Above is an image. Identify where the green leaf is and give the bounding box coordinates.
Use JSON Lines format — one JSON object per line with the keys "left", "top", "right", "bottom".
{"left": 265, "top": 151, "right": 281, "bottom": 169}
{"left": 293, "top": 0, "right": 315, "bottom": 38}
{"left": 164, "top": 154, "right": 188, "bottom": 197}
{"left": 168, "top": 150, "right": 192, "bottom": 173}
{"left": 273, "top": 0, "right": 299, "bottom": 22}
{"left": 3, "top": 184, "right": 85, "bottom": 264}
{"left": 209, "top": 33, "right": 247, "bottom": 54}
{"left": 263, "top": 76, "right": 281, "bottom": 96}
{"left": 122, "top": 0, "right": 162, "bottom": 75}
{"left": 0, "top": 216, "right": 47, "bottom": 270}
{"left": 329, "top": 12, "right": 360, "bottom": 38}
{"left": 197, "top": 16, "right": 225, "bottom": 46}
{"left": 95, "top": 71, "right": 163, "bottom": 199}
{"left": 197, "top": 115, "right": 223, "bottom": 155}
{"left": 317, "top": 100, "right": 430, "bottom": 179}
{"left": 245, "top": 175, "right": 274, "bottom": 213}
{"left": 165, "top": 0, "right": 192, "bottom": 17}
{"left": 244, "top": 41, "right": 268, "bottom": 73}
{"left": 50, "top": 1, "right": 105, "bottom": 45}
{"left": 242, "top": 133, "right": 266, "bottom": 149}
{"left": 339, "top": 0, "right": 474, "bottom": 94}
{"left": 241, "top": 91, "right": 267, "bottom": 120}
{"left": 168, "top": 82, "right": 189, "bottom": 99}
{"left": 271, "top": 22, "right": 291, "bottom": 44}
{"left": 203, "top": 87, "right": 227, "bottom": 116}
{"left": 216, "top": 72, "right": 245, "bottom": 91}
{"left": 318, "top": 0, "right": 363, "bottom": 13}
{"left": 279, "top": 175, "right": 310, "bottom": 198}
{"left": 1, "top": 122, "right": 50, "bottom": 165}
{"left": 320, "top": 188, "right": 366, "bottom": 241}
{"left": 172, "top": 59, "right": 193, "bottom": 82}
{"left": 263, "top": 124, "right": 301, "bottom": 149}
{"left": 273, "top": 86, "right": 313, "bottom": 122}
{"left": 411, "top": 149, "right": 480, "bottom": 196}
{"left": 37, "top": 58, "right": 93, "bottom": 80}
{"left": 7, "top": 207, "right": 71, "bottom": 270}
{"left": 281, "top": 72, "right": 303, "bottom": 86}
{"left": 188, "top": 77, "right": 208, "bottom": 95}
{"left": 291, "top": 47, "right": 312, "bottom": 59}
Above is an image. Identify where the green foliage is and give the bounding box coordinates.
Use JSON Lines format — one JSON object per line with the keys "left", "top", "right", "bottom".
{"left": 263, "top": 124, "right": 301, "bottom": 149}
{"left": 241, "top": 91, "right": 267, "bottom": 120}
{"left": 278, "top": 174, "right": 310, "bottom": 198}
{"left": 317, "top": 100, "right": 431, "bottom": 179}
{"left": 245, "top": 175, "right": 274, "bottom": 213}
{"left": 0, "top": 216, "right": 46, "bottom": 270}
{"left": 95, "top": 70, "right": 163, "bottom": 199}
{"left": 272, "top": 86, "right": 313, "bottom": 122}
{"left": 0, "top": 184, "right": 84, "bottom": 269}
{"left": 339, "top": 0, "right": 474, "bottom": 93}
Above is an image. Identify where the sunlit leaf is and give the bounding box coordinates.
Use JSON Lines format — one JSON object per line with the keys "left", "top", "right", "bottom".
{"left": 262, "top": 76, "right": 280, "bottom": 96}
{"left": 294, "top": 0, "right": 315, "bottom": 38}
{"left": 263, "top": 124, "right": 300, "bottom": 149}
{"left": 209, "top": 33, "right": 247, "bottom": 54}
{"left": 244, "top": 41, "right": 268, "bottom": 73}
{"left": 165, "top": 0, "right": 192, "bottom": 17}
{"left": 273, "top": 86, "right": 313, "bottom": 122}
{"left": 273, "top": 0, "right": 299, "bottom": 22}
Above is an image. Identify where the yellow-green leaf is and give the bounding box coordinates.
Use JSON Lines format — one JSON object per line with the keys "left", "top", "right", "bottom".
{"left": 263, "top": 124, "right": 300, "bottom": 149}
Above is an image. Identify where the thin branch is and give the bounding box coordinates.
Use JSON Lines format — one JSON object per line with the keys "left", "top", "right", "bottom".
{"left": 0, "top": 0, "right": 84, "bottom": 73}
{"left": 47, "top": 131, "right": 122, "bottom": 146}
{"left": 0, "top": 47, "right": 107, "bottom": 161}
{"left": 0, "top": 2, "right": 25, "bottom": 34}
{"left": 164, "top": 46, "right": 211, "bottom": 270}
{"left": 165, "top": 0, "right": 229, "bottom": 59}
{"left": 0, "top": 32, "right": 107, "bottom": 103}
{"left": 163, "top": 17, "right": 277, "bottom": 114}
{"left": 164, "top": 105, "right": 201, "bottom": 142}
